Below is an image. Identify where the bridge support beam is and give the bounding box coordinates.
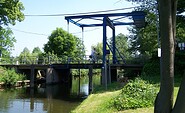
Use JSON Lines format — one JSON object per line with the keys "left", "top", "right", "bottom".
{"left": 46, "top": 68, "right": 59, "bottom": 84}
{"left": 55, "top": 69, "right": 72, "bottom": 87}
{"left": 112, "top": 28, "right": 116, "bottom": 64}
{"left": 88, "top": 65, "right": 93, "bottom": 94}
{"left": 111, "top": 68, "right": 117, "bottom": 82}
{"left": 30, "top": 66, "right": 35, "bottom": 88}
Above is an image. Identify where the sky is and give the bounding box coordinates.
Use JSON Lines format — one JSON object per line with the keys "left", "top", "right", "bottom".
{"left": 10, "top": 0, "right": 138, "bottom": 57}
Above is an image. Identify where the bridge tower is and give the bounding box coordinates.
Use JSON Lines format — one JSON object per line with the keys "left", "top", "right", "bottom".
{"left": 65, "top": 11, "right": 146, "bottom": 87}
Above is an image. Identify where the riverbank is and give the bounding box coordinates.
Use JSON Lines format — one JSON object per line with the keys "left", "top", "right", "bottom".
{"left": 71, "top": 78, "right": 179, "bottom": 113}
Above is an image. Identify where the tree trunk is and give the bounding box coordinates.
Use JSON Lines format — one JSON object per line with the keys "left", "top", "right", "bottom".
{"left": 154, "top": 0, "right": 175, "bottom": 112}
{"left": 172, "top": 71, "right": 185, "bottom": 113}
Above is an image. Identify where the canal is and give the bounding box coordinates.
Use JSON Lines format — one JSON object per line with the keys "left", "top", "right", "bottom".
{"left": 0, "top": 75, "right": 101, "bottom": 113}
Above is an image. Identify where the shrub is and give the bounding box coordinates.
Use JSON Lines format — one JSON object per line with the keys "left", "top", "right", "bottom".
{"left": 111, "top": 78, "right": 158, "bottom": 110}
{"left": 142, "top": 58, "right": 160, "bottom": 76}
{"left": 0, "top": 67, "right": 25, "bottom": 86}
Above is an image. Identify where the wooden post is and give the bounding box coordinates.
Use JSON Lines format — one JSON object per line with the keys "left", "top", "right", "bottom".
{"left": 88, "top": 65, "right": 93, "bottom": 94}
{"left": 30, "top": 65, "right": 35, "bottom": 88}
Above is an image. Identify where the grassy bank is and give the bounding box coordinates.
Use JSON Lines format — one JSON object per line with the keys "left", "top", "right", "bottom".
{"left": 71, "top": 78, "right": 180, "bottom": 113}
{"left": 71, "top": 83, "right": 122, "bottom": 113}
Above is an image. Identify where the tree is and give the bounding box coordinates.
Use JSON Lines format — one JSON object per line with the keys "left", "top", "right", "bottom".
{"left": 32, "top": 47, "right": 43, "bottom": 64}
{"left": 32, "top": 47, "right": 42, "bottom": 54}
{"left": 128, "top": 14, "right": 158, "bottom": 58}
{"left": 73, "top": 35, "right": 86, "bottom": 61}
{"left": 0, "top": 0, "right": 24, "bottom": 58}
{"left": 91, "top": 33, "right": 130, "bottom": 63}
{"left": 92, "top": 42, "right": 103, "bottom": 62}
{"left": 44, "top": 28, "right": 85, "bottom": 61}
{"left": 127, "top": 0, "right": 185, "bottom": 59}
{"left": 154, "top": 0, "right": 177, "bottom": 112}
{"left": 126, "top": 0, "right": 185, "bottom": 112}
{"left": 19, "top": 47, "right": 32, "bottom": 64}
{"left": 0, "top": 28, "right": 16, "bottom": 57}
{"left": 0, "top": 0, "right": 24, "bottom": 26}
{"left": 109, "top": 33, "right": 130, "bottom": 61}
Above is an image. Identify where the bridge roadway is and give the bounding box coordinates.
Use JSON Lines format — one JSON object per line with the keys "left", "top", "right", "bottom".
{"left": 0, "top": 63, "right": 143, "bottom": 70}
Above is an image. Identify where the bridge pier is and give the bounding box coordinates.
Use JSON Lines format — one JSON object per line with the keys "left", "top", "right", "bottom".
{"left": 46, "top": 68, "right": 59, "bottom": 84}
{"left": 111, "top": 68, "right": 117, "bottom": 82}
{"left": 88, "top": 66, "right": 93, "bottom": 94}
{"left": 54, "top": 68, "right": 72, "bottom": 87}
{"left": 30, "top": 66, "right": 35, "bottom": 88}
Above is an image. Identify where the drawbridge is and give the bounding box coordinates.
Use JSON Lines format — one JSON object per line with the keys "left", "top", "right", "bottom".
{"left": 65, "top": 11, "right": 146, "bottom": 86}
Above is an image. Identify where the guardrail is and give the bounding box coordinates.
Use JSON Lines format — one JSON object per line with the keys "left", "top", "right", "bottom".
{"left": 0, "top": 54, "right": 129, "bottom": 65}
{"left": 0, "top": 55, "right": 104, "bottom": 65}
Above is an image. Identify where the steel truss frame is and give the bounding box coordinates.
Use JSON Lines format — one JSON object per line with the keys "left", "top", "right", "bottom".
{"left": 65, "top": 11, "right": 146, "bottom": 65}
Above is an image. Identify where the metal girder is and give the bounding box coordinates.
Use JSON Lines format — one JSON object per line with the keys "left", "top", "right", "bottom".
{"left": 65, "top": 11, "right": 146, "bottom": 87}
{"left": 65, "top": 11, "right": 145, "bottom": 28}
{"left": 65, "top": 11, "right": 145, "bottom": 20}
{"left": 65, "top": 11, "right": 146, "bottom": 66}
{"left": 79, "top": 22, "right": 134, "bottom": 27}
{"left": 68, "top": 19, "right": 81, "bottom": 27}
{"left": 105, "top": 17, "right": 115, "bottom": 29}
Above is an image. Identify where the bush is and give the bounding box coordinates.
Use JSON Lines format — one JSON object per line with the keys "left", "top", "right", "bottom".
{"left": 142, "top": 58, "right": 160, "bottom": 76}
{"left": 0, "top": 67, "right": 25, "bottom": 86}
{"left": 111, "top": 78, "right": 158, "bottom": 110}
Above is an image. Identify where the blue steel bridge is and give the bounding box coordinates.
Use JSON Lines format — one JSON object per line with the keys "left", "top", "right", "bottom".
{"left": 0, "top": 11, "right": 145, "bottom": 90}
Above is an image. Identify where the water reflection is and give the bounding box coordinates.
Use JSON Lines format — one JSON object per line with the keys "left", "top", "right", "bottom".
{"left": 0, "top": 75, "right": 100, "bottom": 113}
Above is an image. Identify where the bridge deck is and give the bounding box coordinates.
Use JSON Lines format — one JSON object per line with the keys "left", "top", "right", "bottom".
{"left": 0, "top": 63, "right": 143, "bottom": 70}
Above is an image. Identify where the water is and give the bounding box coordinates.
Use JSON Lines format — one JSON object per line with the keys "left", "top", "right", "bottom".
{"left": 0, "top": 75, "right": 100, "bottom": 113}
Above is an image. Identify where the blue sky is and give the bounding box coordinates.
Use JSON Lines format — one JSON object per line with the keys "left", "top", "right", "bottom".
{"left": 10, "top": 0, "right": 137, "bottom": 56}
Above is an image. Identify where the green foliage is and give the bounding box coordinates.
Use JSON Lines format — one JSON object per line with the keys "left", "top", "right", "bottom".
{"left": 18, "top": 47, "right": 44, "bottom": 64}
{"left": 111, "top": 78, "right": 158, "bottom": 110}
{"left": 44, "top": 28, "right": 85, "bottom": 60}
{"left": 126, "top": 0, "right": 185, "bottom": 59}
{"left": 0, "top": 67, "right": 25, "bottom": 86}
{"left": 174, "top": 50, "right": 185, "bottom": 76}
{"left": 128, "top": 12, "right": 158, "bottom": 58}
{"left": 0, "top": 28, "right": 16, "bottom": 51}
{"left": 0, "top": 0, "right": 25, "bottom": 26}
{"left": 109, "top": 33, "right": 131, "bottom": 60}
{"left": 0, "top": 28, "right": 16, "bottom": 62}
{"left": 71, "top": 69, "right": 88, "bottom": 76}
{"left": 32, "top": 47, "right": 42, "bottom": 55}
{"left": 92, "top": 33, "right": 131, "bottom": 62}
{"left": 0, "top": 0, "right": 24, "bottom": 62}
{"left": 141, "top": 50, "right": 185, "bottom": 77}
{"left": 142, "top": 57, "right": 160, "bottom": 77}
{"left": 91, "top": 42, "right": 103, "bottom": 62}
{"left": 18, "top": 47, "right": 33, "bottom": 64}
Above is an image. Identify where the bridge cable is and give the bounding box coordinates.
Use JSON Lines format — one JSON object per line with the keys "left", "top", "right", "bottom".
{"left": 24, "top": 6, "right": 139, "bottom": 17}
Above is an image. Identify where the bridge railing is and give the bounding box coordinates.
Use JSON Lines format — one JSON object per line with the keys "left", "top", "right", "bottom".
{"left": 0, "top": 55, "right": 103, "bottom": 65}
{"left": 0, "top": 54, "right": 133, "bottom": 65}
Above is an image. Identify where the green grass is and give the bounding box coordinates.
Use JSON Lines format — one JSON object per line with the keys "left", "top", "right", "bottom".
{"left": 71, "top": 91, "right": 121, "bottom": 113}
{"left": 71, "top": 77, "right": 180, "bottom": 113}
{"left": 71, "top": 82, "right": 123, "bottom": 113}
